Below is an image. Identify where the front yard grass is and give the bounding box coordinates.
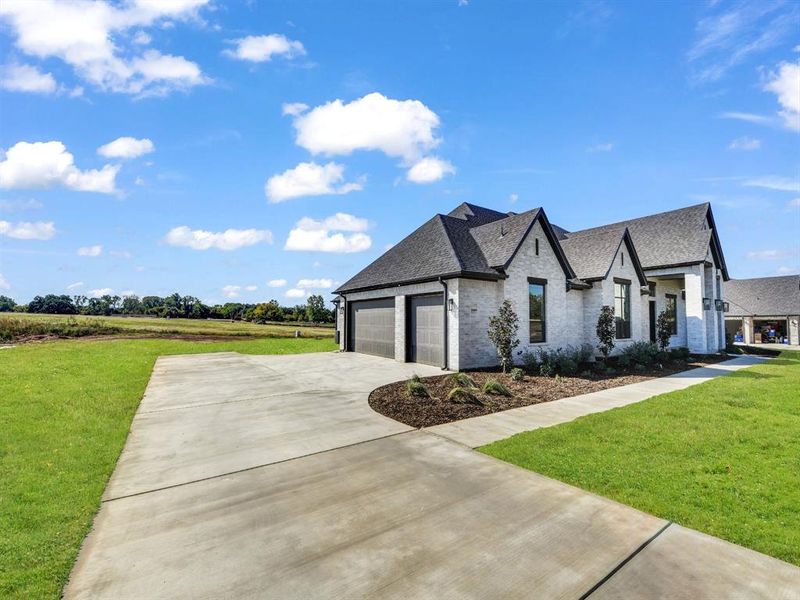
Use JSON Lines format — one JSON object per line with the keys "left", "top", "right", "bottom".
{"left": 480, "top": 350, "right": 800, "bottom": 566}
{"left": 0, "top": 336, "right": 336, "bottom": 599}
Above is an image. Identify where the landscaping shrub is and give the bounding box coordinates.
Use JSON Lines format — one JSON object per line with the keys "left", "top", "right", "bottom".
{"left": 669, "top": 346, "right": 691, "bottom": 360}
{"left": 596, "top": 305, "right": 616, "bottom": 358}
{"left": 618, "top": 354, "right": 631, "bottom": 368}
{"left": 483, "top": 378, "right": 512, "bottom": 396}
{"left": 510, "top": 367, "right": 524, "bottom": 381}
{"left": 619, "top": 341, "right": 659, "bottom": 367}
{"left": 448, "top": 386, "right": 484, "bottom": 405}
{"left": 519, "top": 349, "right": 538, "bottom": 372}
{"left": 0, "top": 316, "right": 122, "bottom": 342}
{"left": 532, "top": 344, "right": 592, "bottom": 377}
{"left": 406, "top": 378, "right": 430, "bottom": 398}
{"left": 634, "top": 363, "right": 646, "bottom": 372}
{"left": 448, "top": 372, "right": 476, "bottom": 388}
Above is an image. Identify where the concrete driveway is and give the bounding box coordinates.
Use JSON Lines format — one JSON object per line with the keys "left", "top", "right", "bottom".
{"left": 66, "top": 352, "right": 800, "bottom": 599}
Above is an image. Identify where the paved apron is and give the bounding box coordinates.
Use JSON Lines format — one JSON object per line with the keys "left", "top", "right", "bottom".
{"left": 65, "top": 352, "right": 800, "bottom": 599}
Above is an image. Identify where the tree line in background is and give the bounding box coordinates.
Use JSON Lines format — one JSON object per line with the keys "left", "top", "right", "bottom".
{"left": 0, "top": 293, "right": 335, "bottom": 324}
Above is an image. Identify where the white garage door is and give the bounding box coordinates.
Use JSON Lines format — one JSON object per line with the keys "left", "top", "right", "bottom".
{"left": 409, "top": 294, "right": 443, "bottom": 367}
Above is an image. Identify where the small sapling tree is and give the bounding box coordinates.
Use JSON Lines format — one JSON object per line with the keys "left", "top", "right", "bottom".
{"left": 488, "top": 299, "right": 520, "bottom": 373}
{"left": 656, "top": 310, "right": 672, "bottom": 352}
{"left": 596, "top": 305, "right": 615, "bottom": 359}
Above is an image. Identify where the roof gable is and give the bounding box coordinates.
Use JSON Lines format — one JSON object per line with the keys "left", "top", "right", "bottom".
{"left": 560, "top": 227, "right": 648, "bottom": 285}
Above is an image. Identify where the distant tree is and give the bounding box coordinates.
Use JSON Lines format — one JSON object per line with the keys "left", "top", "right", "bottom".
{"left": 250, "top": 300, "right": 283, "bottom": 323}
{"left": 121, "top": 295, "right": 143, "bottom": 314}
{"left": 73, "top": 295, "right": 88, "bottom": 312}
{"left": 656, "top": 310, "right": 672, "bottom": 351}
{"left": 141, "top": 296, "right": 164, "bottom": 315}
{"left": 488, "top": 299, "right": 520, "bottom": 373}
{"left": 28, "top": 294, "right": 76, "bottom": 314}
{"left": 305, "top": 294, "right": 330, "bottom": 322}
{"left": 596, "top": 305, "right": 615, "bottom": 358}
{"left": 0, "top": 295, "right": 16, "bottom": 312}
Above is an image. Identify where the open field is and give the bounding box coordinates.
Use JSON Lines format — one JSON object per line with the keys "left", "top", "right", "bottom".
{"left": 2, "top": 313, "right": 334, "bottom": 342}
{"left": 0, "top": 336, "right": 337, "bottom": 599}
{"left": 481, "top": 350, "right": 800, "bottom": 566}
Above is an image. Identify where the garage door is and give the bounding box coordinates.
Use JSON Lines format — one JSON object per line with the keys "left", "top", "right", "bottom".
{"left": 409, "top": 294, "right": 443, "bottom": 366}
{"left": 348, "top": 298, "right": 396, "bottom": 359}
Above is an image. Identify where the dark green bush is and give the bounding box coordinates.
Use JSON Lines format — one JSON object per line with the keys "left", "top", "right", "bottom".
{"left": 669, "top": 346, "right": 691, "bottom": 360}
{"left": 530, "top": 344, "right": 593, "bottom": 377}
{"left": 483, "top": 378, "right": 512, "bottom": 396}
{"left": 448, "top": 387, "right": 484, "bottom": 405}
{"left": 620, "top": 341, "right": 659, "bottom": 367}
{"left": 406, "top": 379, "right": 430, "bottom": 398}
{"left": 510, "top": 367, "right": 524, "bottom": 381}
{"left": 448, "top": 372, "right": 476, "bottom": 388}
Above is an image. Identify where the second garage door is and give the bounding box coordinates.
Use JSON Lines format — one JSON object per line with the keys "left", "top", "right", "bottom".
{"left": 408, "top": 294, "right": 444, "bottom": 366}
{"left": 348, "top": 298, "right": 396, "bottom": 359}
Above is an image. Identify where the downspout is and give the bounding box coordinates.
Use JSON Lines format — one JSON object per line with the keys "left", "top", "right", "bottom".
{"left": 439, "top": 278, "right": 449, "bottom": 370}
{"left": 341, "top": 295, "right": 347, "bottom": 352}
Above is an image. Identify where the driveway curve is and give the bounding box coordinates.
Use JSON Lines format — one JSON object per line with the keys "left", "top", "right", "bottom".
{"left": 66, "top": 351, "right": 800, "bottom": 599}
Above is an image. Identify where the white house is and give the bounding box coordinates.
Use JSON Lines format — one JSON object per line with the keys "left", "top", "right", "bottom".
{"left": 334, "top": 202, "right": 729, "bottom": 370}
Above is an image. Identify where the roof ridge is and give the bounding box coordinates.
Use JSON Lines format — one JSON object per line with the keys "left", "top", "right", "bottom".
{"left": 436, "top": 214, "right": 466, "bottom": 271}
{"left": 570, "top": 202, "right": 709, "bottom": 235}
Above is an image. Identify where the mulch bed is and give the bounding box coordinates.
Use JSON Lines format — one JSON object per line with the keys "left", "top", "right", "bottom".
{"left": 369, "top": 355, "right": 730, "bottom": 428}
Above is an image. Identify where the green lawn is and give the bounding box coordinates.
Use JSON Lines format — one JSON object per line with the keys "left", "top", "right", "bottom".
{"left": 0, "top": 336, "right": 336, "bottom": 599}
{"left": 481, "top": 350, "right": 800, "bottom": 566}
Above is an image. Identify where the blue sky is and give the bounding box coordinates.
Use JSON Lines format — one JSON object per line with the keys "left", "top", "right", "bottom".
{"left": 0, "top": 0, "right": 798, "bottom": 305}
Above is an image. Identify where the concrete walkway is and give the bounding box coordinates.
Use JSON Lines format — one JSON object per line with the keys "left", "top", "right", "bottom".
{"left": 65, "top": 352, "right": 800, "bottom": 599}
{"left": 426, "top": 355, "right": 766, "bottom": 448}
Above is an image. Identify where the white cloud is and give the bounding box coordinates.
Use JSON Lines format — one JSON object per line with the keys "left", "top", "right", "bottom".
{"left": 291, "top": 92, "right": 442, "bottom": 162}
{"left": 0, "top": 0, "right": 211, "bottom": 97}
{"left": 787, "top": 198, "right": 800, "bottom": 208}
{"left": 0, "top": 63, "right": 57, "bottom": 94}
{"left": 687, "top": 2, "right": 798, "bottom": 83}
{"left": 224, "top": 34, "right": 305, "bottom": 62}
{"left": 406, "top": 156, "right": 456, "bottom": 184}
{"left": 134, "top": 176, "right": 145, "bottom": 185}
{"left": 0, "top": 273, "right": 10, "bottom": 291}
{"left": 265, "top": 161, "right": 364, "bottom": 203}
{"left": 132, "top": 31, "right": 151, "bottom": 45}
{"left": 285, "top": 288, "right": 306, "bottom": 299}
{"left": 285, "top": 213, "right": 371, "bottom": 254}
{"left": 245, "top": 285, "right": 258, "bottom": 292}
{"left": 0, "top": 141, "right": 119, "bottom": 194}
{"left": 727, "top": 136, "right": 761, "bottom": 150}
{"left": 0, "top": 219, "right": 55, "bottom": 240}
{"left": 97, "top": 137, "right": 155, "bottom": 159}
{"left": 509, "top": 193, "right": 519, "bottom": 204}
{"left": 777, "top": 266, "right": 798, "bottom": 275}
{"left": 267, "top": 279, "right": 287, "bottom": 287}
{"left": 66, "top": 281, "right": 83, "bottom": 290}
{"left": 77, "top": 244, "right": 102, "bottom": 257}
{"left": 222, "top": 285, "right": 241, "bottom": 298}
{"left": 718, "top": 111, "right": 772, "bottom": 125}
{"left": 89, "top": 287, "right": 114, "bottom": 298}
{"left": 296, "top": 278, "right": 333, "bottom": 289}
{"left": 120, "top": 290, "right": 136, "bottom": 297}
{"left": 743, "top": 176, "right": 800, "bottom": 193}
{"left": 587, "top": 142, "right": 614, "bottom": 152}
{"left": 746, "top": 249, "right": 789, "bottom": 260}
{"left": 764, "top": 61, "right": 800, "bottom": 132}
{"left": 282, "top": 102, "right": 308, "bottom": 116}
{"left": 164, "top": 226, "right": 273, "bottom": 251}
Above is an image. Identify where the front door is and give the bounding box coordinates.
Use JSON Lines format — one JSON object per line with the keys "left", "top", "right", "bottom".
{"left": 649, "top": 301, "right": 656, "bottom": 343}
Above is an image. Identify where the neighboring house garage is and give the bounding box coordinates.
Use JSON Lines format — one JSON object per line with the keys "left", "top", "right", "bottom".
{"left": 724, "top": 275, "right": 800, "bottom": 346}
{"left": 348, "top": 298, "right": 396, "bottom": 359}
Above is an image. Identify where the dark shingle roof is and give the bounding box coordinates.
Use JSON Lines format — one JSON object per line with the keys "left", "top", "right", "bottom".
{"left": 725, "top": 275, "right": 800, "bottom": 317}
{"left": 335, "top": 201, "right": 727, "bottom": 294}
{"left": 563, "top": 203, "right": 725, "bottom": 275}
{"left": 560, "top": 227, "right": 627, "bottom": 280}
{"left": 335, "top": 214, "right": 498, "bottom": 293}
{"left": 470, "top": 209, "right": 541, "bottom": 268}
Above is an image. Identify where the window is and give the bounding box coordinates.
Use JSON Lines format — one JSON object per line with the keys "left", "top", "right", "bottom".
{"left": 614, "top": 279, "right": 631, "bottom": 339}
{"left": 528, "top": 278, "right": 546, "bottom": 343}
{"left": 648, "top": 282, "right": 656, "bottom": 297}
{"left": 621, "top": 252, "right": 624, "bottom": 266}
{"left": 665, "top": 294, "right": 677, "bottom": 335}
{"left": 535, "top": 238, "right": 539, "bottom": 256}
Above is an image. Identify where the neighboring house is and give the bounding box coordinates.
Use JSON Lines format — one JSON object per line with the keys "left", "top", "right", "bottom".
{"left": 333, "top": 202, "right": 729, "bottom": 370}
{"left": 724, "top": 275, "right": 800, "bottom": 346}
